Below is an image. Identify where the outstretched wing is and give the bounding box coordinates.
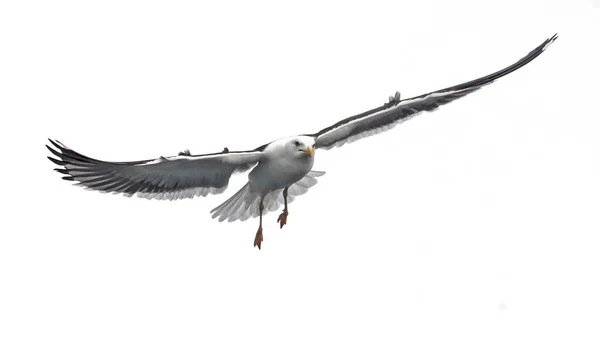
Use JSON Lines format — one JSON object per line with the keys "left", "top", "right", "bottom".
{"left": 47, "top": 139, "right": 264, "bottom": 200}
{"left": 310, "top": 34, "right": 558, "bottom": 150}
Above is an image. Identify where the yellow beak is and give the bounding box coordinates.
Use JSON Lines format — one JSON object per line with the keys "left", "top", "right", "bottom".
{"left": 301, "top": 146, "right": 313, "bottom": 157}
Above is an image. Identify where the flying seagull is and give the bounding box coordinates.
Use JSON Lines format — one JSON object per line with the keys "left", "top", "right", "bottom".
{"left": 47, "top": 34, "right": 558, "bottom": 249}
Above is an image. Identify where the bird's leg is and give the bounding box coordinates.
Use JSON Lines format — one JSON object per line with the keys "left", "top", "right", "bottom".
{"left": 277, "top": 188, "right": 289, "bottom": 229}
{"left": 253, "top": 198, "right": 264, "bottom": 249}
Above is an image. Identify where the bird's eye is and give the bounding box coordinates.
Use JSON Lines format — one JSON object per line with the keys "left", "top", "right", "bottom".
{"left": 294, "top": 141, "right": 300, "bottom": 146}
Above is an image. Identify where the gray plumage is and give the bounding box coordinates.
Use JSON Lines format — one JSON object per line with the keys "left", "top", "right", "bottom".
{"left": 309, "top": 34, "right": 558, "bottom": 150}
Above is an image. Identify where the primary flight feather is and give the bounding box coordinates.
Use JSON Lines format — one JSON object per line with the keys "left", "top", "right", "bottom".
{"left": 47, "top": 34, "right": 558, "bottom": 249}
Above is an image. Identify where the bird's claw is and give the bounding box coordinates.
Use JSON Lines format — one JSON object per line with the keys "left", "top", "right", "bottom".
{"left": 277, "top": 210, "right": 289, "bottom": 229}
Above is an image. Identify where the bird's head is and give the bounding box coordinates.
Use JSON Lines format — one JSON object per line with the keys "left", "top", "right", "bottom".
{"left": 287, "top": 136, "right": 315, "bottom": 159}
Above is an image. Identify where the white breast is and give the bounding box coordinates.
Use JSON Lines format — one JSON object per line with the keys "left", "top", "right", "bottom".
{"left": 248, "top": 151, "right": 314, "bottom": 194}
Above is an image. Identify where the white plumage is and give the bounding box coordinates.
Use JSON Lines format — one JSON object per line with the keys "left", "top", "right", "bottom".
{"left": 210, "top": 170, "right": 325, "bottom": 222}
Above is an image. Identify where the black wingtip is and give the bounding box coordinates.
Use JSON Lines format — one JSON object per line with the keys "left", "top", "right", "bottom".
{"left": 47, "top": 156, "right": 66, "bottom": 166}
{"left": 45, "top": 144, "right": 64, "bottom": 159}
{"left": 47, "top": 138, "right": 65, "bottom": 151}
{"left": 542, "top": 33, "right": 558, "bottom": 50}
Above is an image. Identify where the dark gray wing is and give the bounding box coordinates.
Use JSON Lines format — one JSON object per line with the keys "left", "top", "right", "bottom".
{"left": 310, "top": 34, "right": 558, "bottom": 150}
{"left": 47, "top": 139, "right": 264, "bottom": 200}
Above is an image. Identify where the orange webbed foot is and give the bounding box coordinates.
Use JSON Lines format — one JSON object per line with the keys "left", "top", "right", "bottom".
{"left": 277, "top": 209, "right": 288, "bottom": 229}
{"left": 254, "top": 228, "right": 263, "bottom": 250}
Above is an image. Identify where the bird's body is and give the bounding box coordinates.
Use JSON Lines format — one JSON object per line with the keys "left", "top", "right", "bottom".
{"left": 47, "top": 34, "right": 558, "bottom": 249}
{"left": 248, "top": 136, "right": 316, "bottom": 194}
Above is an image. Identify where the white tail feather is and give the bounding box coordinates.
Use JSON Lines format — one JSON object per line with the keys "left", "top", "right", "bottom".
{"left": 210, "top": 170, "right": 325, "bottom": 222}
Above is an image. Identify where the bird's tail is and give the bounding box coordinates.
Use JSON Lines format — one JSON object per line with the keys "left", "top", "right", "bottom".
{"left": 210, "top": 170, "right": 325, "bottom": 223}
{"left": 210, "top": 182, "right": 258, "bottom": 222}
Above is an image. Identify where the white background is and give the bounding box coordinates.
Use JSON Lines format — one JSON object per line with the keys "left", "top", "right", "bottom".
{"left": 1, "top": 0, "right": 599, "bottom": 338}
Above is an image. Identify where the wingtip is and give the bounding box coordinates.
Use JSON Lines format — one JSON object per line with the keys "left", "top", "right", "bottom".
{"left": 47, "top": 138, "right": 69, "bottom": 151}
{"left": 47, "top": 156, "right": 66, "bottom": 166}
{"left": 47, "top": 138, "right": 61, "bottom": 151}
{"left": 54, "top": 168, "right": 69, "bottom": 175}
{"left": 543, "top": 33, "right": 559, "bottom": 51}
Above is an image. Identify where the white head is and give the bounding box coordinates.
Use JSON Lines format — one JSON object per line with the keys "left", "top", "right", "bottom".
{"left": 269, "top": 135, "right": 316, "bottom": 159}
